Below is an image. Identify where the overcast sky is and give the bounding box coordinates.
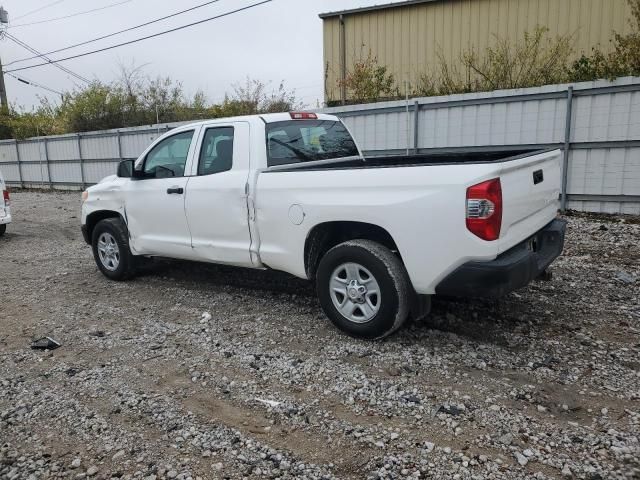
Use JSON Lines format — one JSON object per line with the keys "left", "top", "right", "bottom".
{"left": 0, "top": 0, "right": 383, "bottom": 110}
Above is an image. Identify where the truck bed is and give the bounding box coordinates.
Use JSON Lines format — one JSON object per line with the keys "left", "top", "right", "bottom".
{"left": 257, "top": 148, "right": 562, "bottom": 294}
{"left": 363, "top": 149, "right": 547, "bottom": 166}
{"left": 269, "top": 149, "right": 552, "bottom": 172}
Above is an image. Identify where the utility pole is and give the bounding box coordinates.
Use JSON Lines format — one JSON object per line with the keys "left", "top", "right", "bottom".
{"left": 0, "top": 6, "right": 8, "bottom": 110}
{"left": 0, "top": 55, "right": 8, "bottom": 110}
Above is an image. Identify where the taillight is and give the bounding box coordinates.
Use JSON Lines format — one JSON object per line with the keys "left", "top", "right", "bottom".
{"left": 2, "top": 189, "right": 9, "bottom": 207}
{"left": 290, "top": 112, "right": 318, "bottom": 120}
{"left": 466, "top": 178, "right": 502, "bottom": 241}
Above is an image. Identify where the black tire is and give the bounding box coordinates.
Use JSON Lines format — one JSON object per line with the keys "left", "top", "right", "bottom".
{"left": 91, "top": 218, "right": 136, "bottom": 281}
{"left": 0, "top": 224, "right": 6, "bottom": 237}
{"left": 316, "top": 239, "right": 411, "bottom": 339}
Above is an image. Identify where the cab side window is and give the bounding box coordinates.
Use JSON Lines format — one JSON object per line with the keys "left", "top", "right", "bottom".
{"left": 198, "top": 127, "right": 234, "bottom": 176}
{"left": 143, "top": 130, "right": 194, "bottom": 179}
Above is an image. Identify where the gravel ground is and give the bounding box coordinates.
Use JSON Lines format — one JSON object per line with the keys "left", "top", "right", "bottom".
{"left": 0, "top": 190, "right": 639, "bottom": 480}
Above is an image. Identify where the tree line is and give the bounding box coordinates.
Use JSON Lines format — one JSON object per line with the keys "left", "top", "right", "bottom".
{"left": 0, "top": 71, "right": 302, "bottom": 139}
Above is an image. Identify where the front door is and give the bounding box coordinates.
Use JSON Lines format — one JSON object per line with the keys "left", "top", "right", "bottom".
{"left": 125, "top": 129, "right": 197, "bottom": 259}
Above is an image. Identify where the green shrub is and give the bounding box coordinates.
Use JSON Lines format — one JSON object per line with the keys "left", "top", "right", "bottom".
{"left": 569, "top": 0, "right": 640, "bottom": 80}
{"left": 338, "top": 52, "right": 398, "bottom": 103}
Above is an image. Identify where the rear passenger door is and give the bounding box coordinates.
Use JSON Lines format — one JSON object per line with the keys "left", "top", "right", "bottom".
{"left": 184, "top": 122, "right": 253, "bottom": 267}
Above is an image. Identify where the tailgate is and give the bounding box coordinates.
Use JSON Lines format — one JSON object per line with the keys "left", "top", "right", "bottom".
{"left": 498, "top": 149, "right": 562, "bottom": 253}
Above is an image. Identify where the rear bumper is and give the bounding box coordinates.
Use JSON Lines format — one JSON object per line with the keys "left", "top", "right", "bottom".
{"left": 0, "top": 212, "right": 11, "bottom": 225}
{"left": 435, "top": 219, "right": 567, "bottom": 298}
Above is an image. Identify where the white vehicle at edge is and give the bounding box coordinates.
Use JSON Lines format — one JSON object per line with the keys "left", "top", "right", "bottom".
{"left": 81, "top": 112, "right": 566, "bottom": 339}
{"left": 0, "top": 169, "right": 11, "bottom": 237}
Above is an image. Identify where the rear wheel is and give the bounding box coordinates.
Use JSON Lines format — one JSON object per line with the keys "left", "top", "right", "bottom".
{"left": 0, "top": 224, "right": 5, "bottom": 237}
{"left": 91, "top": 218, "right": 136, "bottom": 281}
{"left": 316, "top": 239, "right": 410, "bottom": 339}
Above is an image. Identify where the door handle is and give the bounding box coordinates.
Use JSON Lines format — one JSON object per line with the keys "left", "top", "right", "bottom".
{"left": 167, "top": 187, "right": 184, "bottom": 195}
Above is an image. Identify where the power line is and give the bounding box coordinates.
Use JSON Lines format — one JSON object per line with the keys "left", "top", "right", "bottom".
{"left": 6, "top": 0, "right": 222, "bottom": 65}
{"left": 5, "top": 33, "right": 91, "bottom": 83}
{"left": 5, "top": 0, "right": 273, "bottom": 74}
{"left": 6, "top": 72, "right": 63, "bottom": 96}
{"left": 5, "top": 33, "right": 90, "bottom": 83}
{"left": 9, "top": 0, "right": 132, "bottom": 29}
{"left": 12, "top": 0, "right": 67, "bottom": 21}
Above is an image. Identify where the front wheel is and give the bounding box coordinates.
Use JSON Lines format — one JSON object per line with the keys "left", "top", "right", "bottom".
{"left": 91, "top": 218, "right": 136, "bottom": 281}
{"left": 316, "top": 239, "right": 411, "bottom": 339}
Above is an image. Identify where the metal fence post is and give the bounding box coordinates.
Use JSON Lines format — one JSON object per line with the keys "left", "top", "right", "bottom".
{"left": 43, "top": 137, "right": 52, "bottom": 189}
{"left": 561, "top": 86, "right": 574, "bottom": 212}
{"left": 116, "top": 130, "right": 124, "bottom": 176}
{"left": 77, "top": 134, "right": 86, "bottom": 189}
{"left": 14, "top": 140, "right": 23, "bottom": 189}
{"left": 339, "top": 14, "right": 346, "bottom": 105}
{"left": 116, "top": 130, "right": 123, "bottom": 159}
{"left": 413, "top": 100, "right": 420, "bottom": 154}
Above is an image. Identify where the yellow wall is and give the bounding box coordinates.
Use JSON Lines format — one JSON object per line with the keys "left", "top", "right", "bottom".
{"left": 323, "top": 0, "right": 634, "bottom": 103}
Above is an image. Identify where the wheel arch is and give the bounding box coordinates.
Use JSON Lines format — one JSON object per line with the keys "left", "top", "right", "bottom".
{"left": 304, "top": 221, "right": 400, "bottom": 280}
{"left": 86, "top": 210, "right": 125, "bottom": 244}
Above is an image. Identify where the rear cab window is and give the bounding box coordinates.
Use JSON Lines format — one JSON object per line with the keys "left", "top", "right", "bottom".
{"left": 266, "top": 120, "right": 359, "bottom": 167}
{"left": 198, "top": 127, "right": 234, "bottom": 175}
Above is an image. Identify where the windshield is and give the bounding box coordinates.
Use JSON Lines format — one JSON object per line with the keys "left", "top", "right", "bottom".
{"left": 266, "top": 120, "right": 359, "bottom": 167}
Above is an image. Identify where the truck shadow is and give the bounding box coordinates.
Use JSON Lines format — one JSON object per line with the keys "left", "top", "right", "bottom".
{"left": 137, "top": 258, "right": 541, "bottom": 347}
{"left": 136, "top": 257, "right": 314, "bottom": 295}
{"left": 408, "top": 296, "right": 537, "bottom": 348}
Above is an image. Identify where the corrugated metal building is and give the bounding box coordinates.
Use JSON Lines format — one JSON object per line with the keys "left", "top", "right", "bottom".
{"left": 321, "top": 0, "right": 634, "bottom": 104}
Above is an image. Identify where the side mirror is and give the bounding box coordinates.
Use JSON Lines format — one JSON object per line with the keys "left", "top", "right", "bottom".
{"left": 117, "top": 159, "right": 134, "bottom": 178}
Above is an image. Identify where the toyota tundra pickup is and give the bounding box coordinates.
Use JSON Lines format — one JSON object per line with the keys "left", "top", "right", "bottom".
{"left": 81, "top": 112, "right": 566, "bottom": 339}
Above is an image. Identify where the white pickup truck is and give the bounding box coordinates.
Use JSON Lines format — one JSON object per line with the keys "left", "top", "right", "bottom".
{"left": 0, "top": 169, "right": 11, "bottom": 237}
{"left": 81, "top": 112, "right": 566, "bottom": 339}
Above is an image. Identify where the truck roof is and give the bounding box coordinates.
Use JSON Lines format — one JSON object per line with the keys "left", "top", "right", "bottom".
{"left": 260, "top": 112, "right": 341, "bottom": 123}
{"left": 172, "top": 112, "right": 341, "bottom": 130}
